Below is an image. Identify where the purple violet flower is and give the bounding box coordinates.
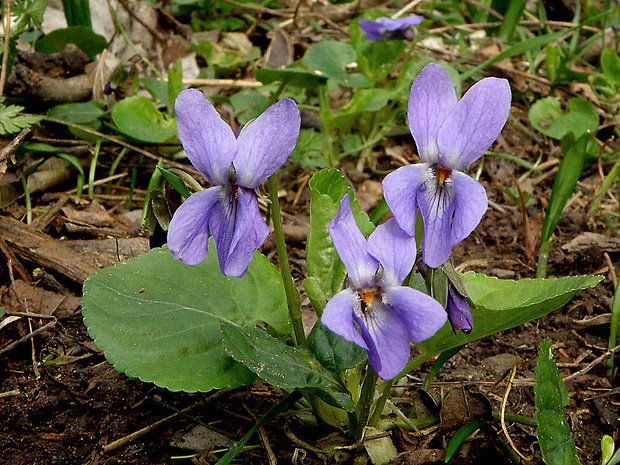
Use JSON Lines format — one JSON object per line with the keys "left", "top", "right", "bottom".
{"left": 321, "top": 194, "right": 447, "bottom": 380}
{"left": 167, "top": 88, "right": 300, "bottom": 278}
{"left": 358, "top": 16, "right": 424, "bottom": 40}
{"left": 383, "top": 63, "right": 511, "bottom": 268}
{"left": 446, "top": 286, "right": 473, "bottom": 334}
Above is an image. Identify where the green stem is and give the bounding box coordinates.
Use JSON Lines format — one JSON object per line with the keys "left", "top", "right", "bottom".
{"left": 107, "top": 147, "right": 128, "bottom": 195}
{"left": 354, "top": 363, "right": 379, "bottom": 440}
{"left": 339, "top": 128, "right": 390, "bottom": 159}
{"left": 491, "top": 412, "right": 537, "bottom": 428}
{"left": 536, "top": 237, "right": 553, "bottom": 279}
{"left": 368, "top": 378, "right": 393, "bottom": 427}
{"left": 267, "top": 174, "right": 305, "bottom": 345}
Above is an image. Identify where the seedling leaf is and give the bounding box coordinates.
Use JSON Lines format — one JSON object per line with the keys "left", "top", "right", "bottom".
{"left": 0, "top": 105, "right": 42, "bottom": 135}
{"left": 534, "top": 339, "right": 579, "bottom": 465}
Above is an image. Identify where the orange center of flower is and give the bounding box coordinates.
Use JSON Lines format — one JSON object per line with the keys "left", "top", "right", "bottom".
{"left": 437, "top": 166, "right": 451, "bottom": 184}
{"left": 358, "top": 286, "right": 378, "bottom": 310}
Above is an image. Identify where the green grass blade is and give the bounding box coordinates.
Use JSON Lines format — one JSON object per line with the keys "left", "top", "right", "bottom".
{"left": 540, "top": 132, "right": 589, "bottom": 245}
{"left": 498, "top": 0, "right": 526, "bottom": 40}
{"left": 61, "top": 0, "right": 92, "bottom": 29}
{"left": 460, "top": 30, "right": 566, "bottom": 81}
{"left": 445, "top": 420, "right": 486, "bottom": 462}
{"left": 215, "top": 391, "right": 303, "bottom": 465}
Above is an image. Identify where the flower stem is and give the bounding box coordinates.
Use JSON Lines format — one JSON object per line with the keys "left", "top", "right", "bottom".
{"left": 267, "top": 173, "right": 305, "bottom": 345}
{"left": 354, "top": 362, "right": 379, "bottom": 440}
{"left": 368, "top": 378, "right": 393, "bottom": 427}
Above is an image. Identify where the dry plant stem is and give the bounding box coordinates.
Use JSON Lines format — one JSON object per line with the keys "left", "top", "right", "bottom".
{"left": 104, "top": 388, "right": 234, "bottom": 453}
{"left": 562, "top": 344, "right": 620, "bottom": 382}
{"left": 110, "top": 4, "right": 163, "bottom": 80}
{"left": 41, "top": 116, "right": 195, "bottom": 172}
{"left": 117, "top": 0, "right": 166, "bottom": 41}
{"left": 28, "top": 318, "right": 40, "bottom": 379}
{"left": 0, "top": 0, "right": 11, "bottom": 99}
{"left": 0, "top": 127, "right": 32, "bottom": 168}
{"left": 500, "top": 366, "right": 534, "bottom": 461}
{"left": 428, "top": 19, "right": 599, "bottom": 34}
{"left": 218, "top": 0, "right": 290, "bottom": 17}
{"left": 392, "top": 0, "right": 425, "bottom": 18}
{"left": 0, "top": 236, "right": 30, "bottom": 283}
{"left": 243, "top": 404, "right": 277, "bottom": 465}
{"left": 604, "top": 252, "right": 617, "bottom": 288}
{"left": 183, "top": 78, "right": 262, "bottom": 88}
{"left": 509, "top": 173, "right": 535, "bottom": 261}
{"left": 0, "top": 389, "right": 20, "bottom": 399}
{"left": 0, "top": 317, "right": 56, "bottom": 358}
{"left": 258, "top": 427, "right": 277, "bottom": 465}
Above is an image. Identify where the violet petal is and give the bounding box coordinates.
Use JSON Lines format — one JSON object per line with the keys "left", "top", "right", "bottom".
{"left": 322, "top": 289, "right": 368, "bottom": 350}
{"left": 449, "top": 171, "right": 487, "bottom": 246}
{"left": 175, "top": 89, "right": 237, "bottom": 185}
{"left": 447, "top": 287, "right": 473, "bottom": 334}
{"left": 384, "top": 286, "right": 447, "bottom": 343}
{"left": 358, "top": 19, "right": 386, "bottom": 40}
{"left": 437, "top": 77, "right": 511, "bottom": 170}
{"left": 329, "top": 195, "right": 379, "bottom": 289}
{"left": 417, "top": 176, "right": 456, "bottom": 268}
{"left": 167, "top": 187, "right": 221, "bottom": 265}
{"left": 383, "top": 16, "right": 424, "bottom": 31}
{"left": 382, "top": 163, "right": 429, "bottom": 236}
{"left": 408, "top": 63, "right": 458, "bottom": 164}
{"left": 355, "top": 300, "right": 412, "bottom": 379}
{"left": 234, "top": 99, "right": 301, "bottom": 189}
{"left": 221, "top": 187, "right": 269, "bottom": 278}
{"left": 367, "top": 218, "right": 417, "bottom": 288}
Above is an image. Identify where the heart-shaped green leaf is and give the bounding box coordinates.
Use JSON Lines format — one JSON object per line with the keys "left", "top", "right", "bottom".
{"left": 529, "top": 97, "right": 598, "bottom": 140}
{"left": 303, "top": 41, "right": 369, "bottom": 88}
{"left": 111, "top": 96, "right": 178, "bottom": 143}
{"left": 82, "top": 246, "right": 290, "bottom": 392}
{"left": 221, "top": 322, "right": 355, "bottom": 411}
{"left": 47, "top": 101, "right": 106, "bottom": 124}
{"left": 417, "top": 272, "right": 603, "bottom": 357}
{"left": 36, "top": 26, "right": 106, "bottom": 60}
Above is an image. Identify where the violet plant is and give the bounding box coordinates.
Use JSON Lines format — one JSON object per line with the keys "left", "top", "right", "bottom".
{"left": 82, "top": 62, "right": 602, "bottom": 463}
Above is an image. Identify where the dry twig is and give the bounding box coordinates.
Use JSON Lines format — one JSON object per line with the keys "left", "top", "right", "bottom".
{"left": 500, "top": 366, "right": 534, "bottom": 461}
{"left": 103, "top": 388, "right": 234, "bottom": 452}
{"left": 563, "top": 344, "right": 620, "bottom": 382}
{"left": 0, "top": 0, "right": 12, "bottom": 99}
